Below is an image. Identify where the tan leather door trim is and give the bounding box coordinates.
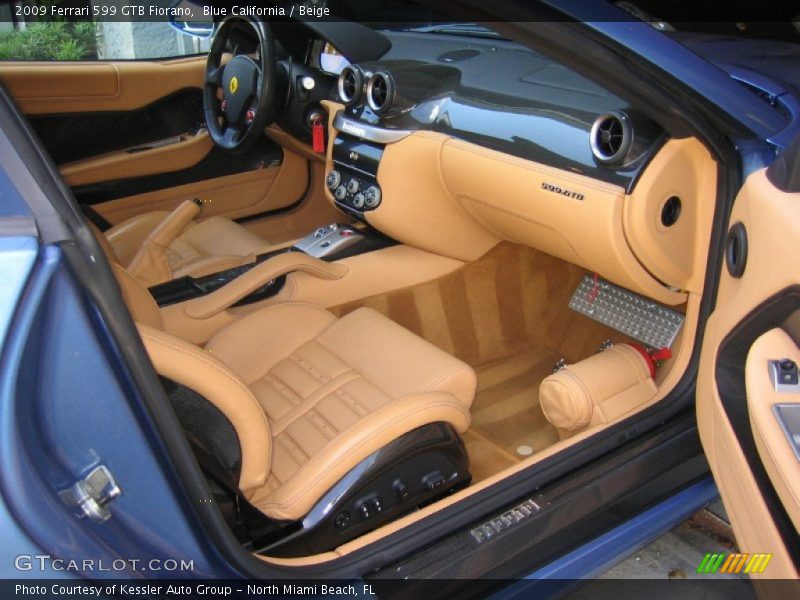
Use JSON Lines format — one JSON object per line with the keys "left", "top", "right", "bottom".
{"left": 61, "top": 131, "right": 213, "bottom": 187}
{"left": 2, "top": 57, "right": 314, "bottom": 232}
{"left": 746, "top": 329, "right": 800, "bottom": 532}
{"left": 697, "top": 168, "right": 800, "bottom": 579}
{"left": 94, "top": 147, "right": 308, "bottom": 225}
{"left": 0, "top": 57, "right": 205, "bottom": 115}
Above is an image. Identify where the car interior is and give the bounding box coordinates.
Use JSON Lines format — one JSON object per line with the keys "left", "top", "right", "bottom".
{"left": 0, "top": 15, "right": 726, "bottom": 564}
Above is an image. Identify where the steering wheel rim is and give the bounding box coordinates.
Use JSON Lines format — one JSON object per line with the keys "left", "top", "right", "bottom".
{"left": 203, "top": 16, "right": 277, "bottom": 154}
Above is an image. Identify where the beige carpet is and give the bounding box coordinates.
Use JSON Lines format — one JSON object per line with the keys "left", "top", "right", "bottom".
{"left": 332, "top": 242, "right": 646, "bottom": 481}
{"left": 332, "top": 242, "right": 639, "bottom": 368}
{"left": 470, "top": 347, "right": 561, "bottom": 461}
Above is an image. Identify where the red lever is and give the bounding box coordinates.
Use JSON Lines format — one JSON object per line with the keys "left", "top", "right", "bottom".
{"left": 312, "top": 118, "right": 325, "bottom": 153}
{"left": 651, "top": 347, "right": 673, "bottom": 362}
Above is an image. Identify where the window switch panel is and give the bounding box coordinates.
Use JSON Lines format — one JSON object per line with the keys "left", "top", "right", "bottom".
{"left": 770, "top": 359, "right": 800, "bottom": 392}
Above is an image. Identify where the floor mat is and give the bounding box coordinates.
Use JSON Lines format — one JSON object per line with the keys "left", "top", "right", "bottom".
{"left": 468, "top": 347, "right": 561, "bottom": 464}
{"left": 462, "top": 430, "right": 518, "bottom": 484}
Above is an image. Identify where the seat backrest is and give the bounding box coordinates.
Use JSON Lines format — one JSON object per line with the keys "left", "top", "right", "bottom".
{"left": 104, "top": 253, "right": 273, "bottom": 491}
{"left": 137, "top": 323, "right": 272, "bottom": 492}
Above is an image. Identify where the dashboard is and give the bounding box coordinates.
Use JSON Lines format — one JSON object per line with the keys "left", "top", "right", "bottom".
{"left": 273, "top": 24, "right": 717, "bottom": 307}
{"left": 321, "top": 32, "right": 666, "bottom": 190}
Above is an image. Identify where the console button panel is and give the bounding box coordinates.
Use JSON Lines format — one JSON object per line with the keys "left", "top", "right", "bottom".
{"left": 326, "top": 167, "right": 382, "bottom": 214}
{"left": 329, "top": 133, "right": 385, "bottom": 217}
{"left": 294, "top": 223, "right": 364, "bottom": 259}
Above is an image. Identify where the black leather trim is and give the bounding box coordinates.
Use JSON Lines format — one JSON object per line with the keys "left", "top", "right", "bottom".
{"left": 28, "top": 89, "right": 204, "bottom": 164}
{"left": 72, "top": 139, "right": 283, "bottom": 205}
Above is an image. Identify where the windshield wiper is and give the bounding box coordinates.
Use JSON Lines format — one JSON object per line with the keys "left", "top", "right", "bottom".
{"left": 394, "top": 23, "right": 507, "bottom": 40}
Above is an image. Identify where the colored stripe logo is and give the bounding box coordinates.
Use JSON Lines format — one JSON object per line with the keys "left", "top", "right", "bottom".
{"left": 697, "top": 552, "right": 772, "bottom": 574}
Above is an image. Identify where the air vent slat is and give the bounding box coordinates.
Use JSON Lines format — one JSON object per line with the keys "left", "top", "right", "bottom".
{"left": 367, "top": 71, "right": 394, "bottom": 114}
{"left": 338, "top": 65, "right": 364, "bottom": 105}
{"left": 590, "top": 111, "right": 633, "bottom": 165}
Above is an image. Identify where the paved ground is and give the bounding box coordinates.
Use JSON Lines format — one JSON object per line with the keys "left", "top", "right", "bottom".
{"left": 600, "top": 500, "right": 744, "bottom": 580}
{"left": 567, "top": 501, "right": 757, "bottom": 600}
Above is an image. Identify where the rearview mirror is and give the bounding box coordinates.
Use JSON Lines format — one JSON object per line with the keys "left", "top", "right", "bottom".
{"left": 168, "top": 0, "right": 214, "bottom": 39}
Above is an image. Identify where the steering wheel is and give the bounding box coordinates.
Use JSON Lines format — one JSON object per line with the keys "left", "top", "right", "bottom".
{"left": 203, "top": 16, "right": 277, "bottom": 153}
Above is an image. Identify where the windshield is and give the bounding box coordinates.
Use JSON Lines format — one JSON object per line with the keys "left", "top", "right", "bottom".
{"left": 385, "top": 23, "right": 507, "bottom": 39}
{"left": 359, "top": 0, "right": 800, "bottom": 46}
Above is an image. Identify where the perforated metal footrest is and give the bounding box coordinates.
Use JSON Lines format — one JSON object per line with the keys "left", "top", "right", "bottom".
{"left": 569, "top": 275, "right": 684, "bottom": 349}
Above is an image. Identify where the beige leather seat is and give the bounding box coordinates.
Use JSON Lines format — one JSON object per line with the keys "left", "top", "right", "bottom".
{"left": 96, "top": 200, "right": 272, "bottom": 287}
{"left": 131, "top": 294, "right": 476, "bottom": 521}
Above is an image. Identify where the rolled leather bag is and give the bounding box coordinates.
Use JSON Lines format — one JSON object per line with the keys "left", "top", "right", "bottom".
{"left": 539, "top": 344, "right": 658, "bottom": 438}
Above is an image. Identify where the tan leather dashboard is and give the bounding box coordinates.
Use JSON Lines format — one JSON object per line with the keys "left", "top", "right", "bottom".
{"left": 439, "top": 136, "right": 686, "bottom": 305}
{"left": 624, "top": 138, "right": 717, "bottom": 295}
{"left": 366, "top": 131, "right": 501, "bottom": 263}
{"left": 324, "top": 103, "right": 715, "bottom": 305}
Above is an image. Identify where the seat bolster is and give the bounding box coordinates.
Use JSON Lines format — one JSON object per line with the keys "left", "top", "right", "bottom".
{"left": 111, "top": 263, "right": 164, "bottom": 330}
{"left": 137, "top": 324, "right": 272, "bottom": 491}
{"left": 205, "top": 303, "right": 338, "bottom": 384}
{"left": 89, "top": 222, "right": 120, "bottom": 264}
{"left": 247, "top": 391, "right": 472, "bottom": 521}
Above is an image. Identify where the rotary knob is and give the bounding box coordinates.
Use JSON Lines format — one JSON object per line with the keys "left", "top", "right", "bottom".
{"left": 334, "top": 185, "right": 347, "bottom": 201}
{"left": 326, "top": 170, "right": 341, "bottom": 191}
{"left": 352, "top": 193, "right": 366, "bottom": 209}
{"left": 346, "top": 178, "right": 360, "bottom": 194}
{"left": 364, "top": 185, "right": 382, "bottom": 208}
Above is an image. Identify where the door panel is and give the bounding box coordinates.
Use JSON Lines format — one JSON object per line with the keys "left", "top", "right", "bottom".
{"left": 0, "top": 57, "right": 206, "bottom": 114}
{"left": 93, "top": 147, "right": 308, "bottom": 225}
{"left": 61, "top": 130, "right": 214, "bottom": 187}
{"left": 28, "top": 88, "right": 205, "bottom": 164}
{"left": 746, "top": 328, "right": 800, "bottom": 532}
{"left": 0, "top": 58, "right": 310, "bottom": 223}
{"left": 697, "top": 167, "right": 800, "bottom": 579}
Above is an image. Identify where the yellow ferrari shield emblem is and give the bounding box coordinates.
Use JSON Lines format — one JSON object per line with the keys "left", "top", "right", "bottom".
{"left": 229, "top": 76, "right": 239, "bottom": 94}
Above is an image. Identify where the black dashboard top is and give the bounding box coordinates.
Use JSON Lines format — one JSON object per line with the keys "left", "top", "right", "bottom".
{"left": 324, "top": 31, "right": 667, "bottom": 191}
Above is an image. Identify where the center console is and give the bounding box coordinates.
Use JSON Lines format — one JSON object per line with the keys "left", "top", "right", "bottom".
{"left": 325, "top": 134, "right": 385, "bottom": 218}
{"left": 294, "top": 223, "right": 364, "bottom": 258}
{"left": 149, "top": 223, "right": 395, "bottom": 308}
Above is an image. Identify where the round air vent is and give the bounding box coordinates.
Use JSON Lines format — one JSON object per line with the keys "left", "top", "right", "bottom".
{"left": 366, "top": 71, "right": 394, "bottom": 114}
{"left": 590, "top": 111, "right": 633, "bottom": 165}
{"left": 337, "top": 65, "right": 364, "bottom": 105}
